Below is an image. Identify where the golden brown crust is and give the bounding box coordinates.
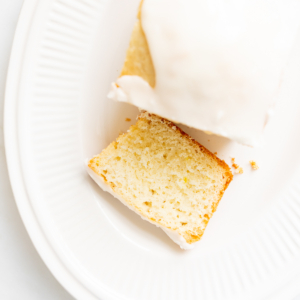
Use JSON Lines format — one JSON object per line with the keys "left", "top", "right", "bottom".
{"left": 89, "top": 112, "right": 233, "bottom": 244}
{"left": 183, "top": 230, "right": 204, "bottom": 244}
{"left": 140, "top": 112, "right": 233, "bottom": 180}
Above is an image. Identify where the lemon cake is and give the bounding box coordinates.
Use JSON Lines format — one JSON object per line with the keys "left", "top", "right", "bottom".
{"left": 87, "top": 112, "right": 232, "bottom": 249}
{"left": 108, "top": 0, "right": 300, "bottom": 146}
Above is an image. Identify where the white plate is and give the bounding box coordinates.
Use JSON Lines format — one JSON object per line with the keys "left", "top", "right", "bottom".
{"left": 4, "top": 0, "right": 300, "bottom": 299}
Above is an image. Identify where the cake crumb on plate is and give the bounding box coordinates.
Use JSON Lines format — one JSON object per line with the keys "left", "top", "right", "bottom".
{"left": 250, "top": 161, "right": 259, "bottom": 170}
{"left": 231, "top": 158, "right": 243, "bottom": 174}
{"left": 235, "top": 167, "right": 243, "bottom": 174}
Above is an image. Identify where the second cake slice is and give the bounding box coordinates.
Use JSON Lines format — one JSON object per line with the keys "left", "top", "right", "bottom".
{"left": 87, "top": 112, "right": 232, "bottom": 249}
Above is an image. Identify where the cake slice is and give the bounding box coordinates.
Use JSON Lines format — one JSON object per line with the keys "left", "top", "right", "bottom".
{"left": 87, "top": 112, "right": 232, "bottom": 249}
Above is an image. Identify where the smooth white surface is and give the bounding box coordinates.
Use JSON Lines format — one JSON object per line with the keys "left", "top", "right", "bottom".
{"left": 111, "top": 0, "right": 300, "bottom": 147}
{"left": 3, "top": 0, "right": 300, "bottom": 300}
{"left": 0, "top": 1, "right": 73, "bottom": 299}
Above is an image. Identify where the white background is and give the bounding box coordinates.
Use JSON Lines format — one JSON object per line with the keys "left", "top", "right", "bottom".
{"left": 0, "top": 1, "right": 299, "bottom": 300}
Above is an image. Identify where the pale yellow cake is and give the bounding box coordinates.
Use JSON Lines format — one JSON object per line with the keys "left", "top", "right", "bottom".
{"left": 88, "top": 112, "right": 232, "bottom": 248}
{"left": 120, "top": 1, "right": 155, "bottom": 87}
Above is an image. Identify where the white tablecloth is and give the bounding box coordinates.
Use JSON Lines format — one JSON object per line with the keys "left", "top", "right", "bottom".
{"left": 0, "top": 1, "right": 299, "bottom": 300}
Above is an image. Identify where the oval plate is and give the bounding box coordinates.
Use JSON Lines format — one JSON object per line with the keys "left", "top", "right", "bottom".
{"left": 5, "top": 0, "right": 300, "bottom": 299}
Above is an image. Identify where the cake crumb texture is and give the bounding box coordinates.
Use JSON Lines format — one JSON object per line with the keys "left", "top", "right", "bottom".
{"left": 235, "top": 167, "right": 243, "bottom": 174}
{"left": 89, "top": 112, "right": 232, "bottom": 244}
{"left": 231, "top": 158, "right": 243, "bottom": 174}
{"left": 250, "top": 161, "right": 259, "bottom": 170}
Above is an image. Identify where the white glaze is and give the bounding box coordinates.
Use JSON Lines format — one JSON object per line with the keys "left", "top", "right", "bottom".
{"left": 109, "top": 0, "right": 300, "bottom": 146}
{"left": 86, "top": 161, "right": 194, "bottom": 250}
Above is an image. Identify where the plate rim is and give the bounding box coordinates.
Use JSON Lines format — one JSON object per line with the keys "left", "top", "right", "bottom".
{"left": 4, "top": 1, "right": 300, "bottom": 300}
{"left": 4, "top": 0, "right": 98, "bottom": 299}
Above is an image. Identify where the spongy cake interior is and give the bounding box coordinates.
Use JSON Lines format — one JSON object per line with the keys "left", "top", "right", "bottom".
{"left": 89, "top": 113, "right": 232, "bottom": 244}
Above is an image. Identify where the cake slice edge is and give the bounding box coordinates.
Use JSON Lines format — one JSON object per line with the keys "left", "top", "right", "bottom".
{"left": 86, "top": 112, "right": 233, "bottom": 250}
{"left": 86, "top": 162, "right": 194, "bottom": 249}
